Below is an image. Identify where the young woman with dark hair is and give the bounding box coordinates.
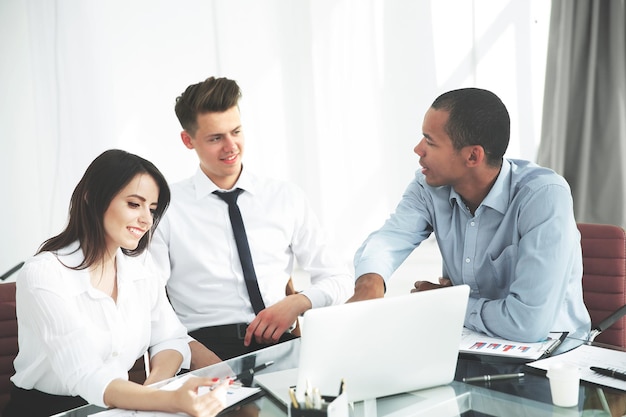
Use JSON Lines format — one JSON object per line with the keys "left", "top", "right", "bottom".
{"left": 4, "top": 149, "right": 227, "bottom": 417}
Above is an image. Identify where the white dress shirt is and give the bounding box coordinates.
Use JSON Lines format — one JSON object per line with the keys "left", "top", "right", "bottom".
{"left": 150, "top": 167, "right": 353, "bottom": 331}
{"left": 11, "top": 243, "right": 191, "bottom": 407}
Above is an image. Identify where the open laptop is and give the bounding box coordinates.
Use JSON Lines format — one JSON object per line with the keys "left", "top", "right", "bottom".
{"left": 255, "top": 284, "right": 469, "bottom": 404}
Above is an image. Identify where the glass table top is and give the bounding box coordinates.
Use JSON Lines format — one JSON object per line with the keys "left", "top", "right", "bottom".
{"left": 55, "top": 337, "right": 626, "bottom": 417}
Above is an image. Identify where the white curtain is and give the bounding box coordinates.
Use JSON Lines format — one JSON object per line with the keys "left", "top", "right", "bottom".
{"left": 537, "top": 0, "right": 626, "bottom": 228}
{"left": 0, "top": 0, "right": 550, "bottom": 278}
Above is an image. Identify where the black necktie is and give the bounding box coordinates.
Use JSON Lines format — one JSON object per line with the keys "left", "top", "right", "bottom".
{"left": 213, "top": 189, "right": 266, "bottom": 315}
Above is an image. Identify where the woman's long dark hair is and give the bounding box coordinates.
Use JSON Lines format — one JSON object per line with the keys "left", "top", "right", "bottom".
{"left": 38, "top": 149, "right": 170, "bottom": 270}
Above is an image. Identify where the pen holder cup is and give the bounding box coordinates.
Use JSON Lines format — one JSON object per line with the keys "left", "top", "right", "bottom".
{"left": 288, "top": 393, "right": 348, "bottom": 417}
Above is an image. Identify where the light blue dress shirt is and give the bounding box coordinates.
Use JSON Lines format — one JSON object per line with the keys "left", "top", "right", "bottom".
{"left": 354, "top": 159, "right": 591, "bottom": 342}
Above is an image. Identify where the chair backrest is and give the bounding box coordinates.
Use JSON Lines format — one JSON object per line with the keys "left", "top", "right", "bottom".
{"left": 578, "top": 223, "right": 626, "bottom": 347}
{"left": 0, "top": 282, "right": 17, "bottom": 415}
{"left": 128, "top": 355, "right": 147, "bottom": 384}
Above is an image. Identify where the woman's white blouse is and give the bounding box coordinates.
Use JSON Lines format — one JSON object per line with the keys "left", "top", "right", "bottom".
{"left": 11, "top": 243, "right": 191, "bottom": 407}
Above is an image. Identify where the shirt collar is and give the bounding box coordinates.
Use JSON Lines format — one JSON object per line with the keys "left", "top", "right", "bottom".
{"left": 483, "top": 159, "right": 511, "bottom": 214}
{"left": 192, "top": 165, "right": 258, "bottom": 199}
{"left": 55, "top": 242, "right": 140, "bottom": 283}
{"left": 53, "top": 242, "right": 131, "bottom": 295}
{"left": 448, "top": 159, "right": 512, "bottom": 215}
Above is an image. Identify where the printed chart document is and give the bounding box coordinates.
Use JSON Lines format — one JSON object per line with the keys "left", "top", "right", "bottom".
{"left": 459, "top": 328, "right": 567, "bottom": 360}
{"left": 88, "top": 374, "right": 261, "bottom": 417}
{"left": 526, "top": 344, "right": 626, "bottom": 391}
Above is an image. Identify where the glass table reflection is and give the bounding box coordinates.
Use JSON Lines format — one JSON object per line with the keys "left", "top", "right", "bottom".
{"left": 55, "top": 336, "right": 626, "bottom": 417}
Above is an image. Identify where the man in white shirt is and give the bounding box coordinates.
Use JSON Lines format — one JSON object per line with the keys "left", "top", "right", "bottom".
{"left": 151, "top": 76, "right": 353, "bottom": 365}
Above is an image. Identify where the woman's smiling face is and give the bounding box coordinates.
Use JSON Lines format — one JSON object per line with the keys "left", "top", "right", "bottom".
{"left": 103, "top": 173, "right": 159, "bottom": 253}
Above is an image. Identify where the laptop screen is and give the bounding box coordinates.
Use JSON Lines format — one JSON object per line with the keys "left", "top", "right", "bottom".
{"left": 294, "top": 285, "right": 470, "bottom": 402}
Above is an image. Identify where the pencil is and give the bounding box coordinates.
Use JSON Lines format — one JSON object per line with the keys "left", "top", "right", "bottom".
{"left": 288, "top": 387, "right": 299, "bottom": 409}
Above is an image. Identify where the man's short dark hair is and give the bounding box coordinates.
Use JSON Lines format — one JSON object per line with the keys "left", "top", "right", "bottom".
{"left": 175, "top": 76, "right": 242, "bottom": 136}
{"left": 432, "top": 88, "right": 510, "bottom": 167}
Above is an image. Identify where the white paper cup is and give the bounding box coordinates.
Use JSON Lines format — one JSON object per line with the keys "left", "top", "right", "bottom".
{"left": 546, "top": 362, "right": 580, "bottom": 407}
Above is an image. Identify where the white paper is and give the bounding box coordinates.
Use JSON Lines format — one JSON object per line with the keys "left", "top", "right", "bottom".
{"left": 88, "top": 375, "right": 261, "bottom": 417}
{"left": 526, "top": 344, "right": 626, "bottom": 391}
{"left": 459, "top": 328, "right": 564, "bottom": 360}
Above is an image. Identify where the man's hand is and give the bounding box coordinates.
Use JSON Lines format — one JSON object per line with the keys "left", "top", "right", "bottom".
{"left": 411, "top": 277, "right": 452, "bottom": 293}
{"left": 244, "top": 294, "right": 311, "bottom": 346}
{"left": 346, "top": 273, "right": 385, "bottom": 302}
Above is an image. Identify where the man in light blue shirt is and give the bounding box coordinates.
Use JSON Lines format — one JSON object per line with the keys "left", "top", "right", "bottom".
{"left": 351, "top": 88, "right": 590, "bottom": 342}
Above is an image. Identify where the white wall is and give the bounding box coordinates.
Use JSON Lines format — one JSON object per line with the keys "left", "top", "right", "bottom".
{"left": 0, "top": 0, "right": 550, "bottom": 282}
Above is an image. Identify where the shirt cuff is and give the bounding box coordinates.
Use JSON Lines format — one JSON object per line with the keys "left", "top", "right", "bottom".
{"left": 354, "top": 261, "right": 389, "bottom": 282}
{"left": 88, "top": 364, "right": 129, "bottom": 408}
{"left": 464, "top": 297, "right": 482, "bottom": 330}
{"left": 298, "top": 288, "right": 328, "bottom": 309}
{"left": 149, "top": 339, "right": 191, "bottom": 371}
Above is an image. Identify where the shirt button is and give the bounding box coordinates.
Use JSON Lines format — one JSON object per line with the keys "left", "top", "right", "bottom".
{"left": 465, "top": 258, "right": 471, "bottom": 263}
{"left": 470, "top": 221, "right": 475, "bottom": 226}
{"left": 112, "top": 352, "right": 119, "bottom": 357}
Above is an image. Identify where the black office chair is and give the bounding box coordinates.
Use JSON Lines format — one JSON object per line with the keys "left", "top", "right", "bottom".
{"left": 0, "top": 264, "right": 23, "bottom": 282}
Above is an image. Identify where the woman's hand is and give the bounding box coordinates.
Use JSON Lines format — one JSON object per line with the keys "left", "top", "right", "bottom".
{"left": 174, "top": 377, "right": 229, "bottom": 417}
{"left": 104, "top": 376, "right": 228, "bottom": 416}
